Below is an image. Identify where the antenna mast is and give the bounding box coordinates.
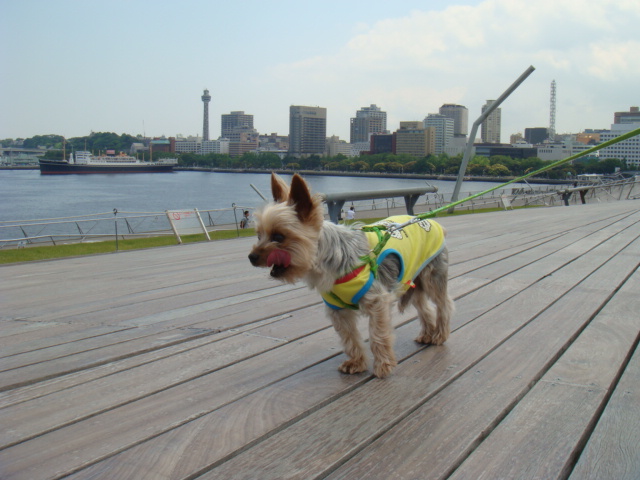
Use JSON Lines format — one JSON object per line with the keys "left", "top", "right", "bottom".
{"left": 549, "top": 79, "right": 556, "bottom": 140}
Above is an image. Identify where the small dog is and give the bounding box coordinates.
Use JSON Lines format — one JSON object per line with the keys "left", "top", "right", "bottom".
{"left": 249, "top": 173, "right": 454, "bottom": 378}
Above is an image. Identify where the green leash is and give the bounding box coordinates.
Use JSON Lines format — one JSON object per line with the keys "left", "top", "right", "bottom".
{"left": 359, "top": 126, "right": 640, "bottom": 271}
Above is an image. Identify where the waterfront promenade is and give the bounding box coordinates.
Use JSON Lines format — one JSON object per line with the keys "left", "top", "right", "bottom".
{"left": 1, "top": 200, "right": 639, "bottom": 479}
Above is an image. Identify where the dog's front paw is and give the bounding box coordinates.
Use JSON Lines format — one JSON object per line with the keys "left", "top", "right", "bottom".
{"left": 338, "top": 358, "right": 367, "bottom": 375}
{"left": 373, "top": 359, "right": 397, "bottom": 378}
{"left": 415, "top": 331, "right": 448, "bottom": 346}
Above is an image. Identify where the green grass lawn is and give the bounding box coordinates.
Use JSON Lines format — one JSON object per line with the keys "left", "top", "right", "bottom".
{"left": 0, "top": 206, "right": 538, "bottom": 265}
{"left": 0, "top": 228, "right": 256, "bottom": 265}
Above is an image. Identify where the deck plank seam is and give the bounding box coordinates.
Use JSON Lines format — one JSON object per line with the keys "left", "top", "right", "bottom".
{"left": 561, "top": 292, "right": 640, "bottom": 478}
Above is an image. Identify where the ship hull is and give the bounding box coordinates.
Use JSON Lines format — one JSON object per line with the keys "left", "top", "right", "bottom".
{"left": 39, "top": 160, "right": 175, "bottom": 175}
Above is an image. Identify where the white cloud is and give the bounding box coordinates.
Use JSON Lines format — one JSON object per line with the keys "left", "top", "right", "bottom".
{"left": 588, "top": 41, "right": 640, "bottom": 81}
{"left": 268, "top": 0, "right": 640, "bottom": 136}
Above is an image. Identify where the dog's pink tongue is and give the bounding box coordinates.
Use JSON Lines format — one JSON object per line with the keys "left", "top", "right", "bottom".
{"left": 267, "top": 249, "right": 291, "bottom": 268}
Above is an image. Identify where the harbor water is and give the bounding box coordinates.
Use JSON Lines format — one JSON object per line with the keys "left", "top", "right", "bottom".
{"left": 0, "top": 170, "right": 534, "bottom": 242}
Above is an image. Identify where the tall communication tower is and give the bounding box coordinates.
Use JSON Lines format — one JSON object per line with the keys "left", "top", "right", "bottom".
{"left": 201, "top": 89, "right": 211, "bottom": 141}
{"left": 549, "top": 80, "right": 556, "bottom": 140}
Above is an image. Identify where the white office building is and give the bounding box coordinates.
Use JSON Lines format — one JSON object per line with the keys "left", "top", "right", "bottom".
{"left": 598, "top": 123, "right": 640, "bottom": 168}
{"left": 537, "top": 142, "right": 595, "bottom": 162}
{"left": 174, "top": 136, "right": 230, "bottom": 155}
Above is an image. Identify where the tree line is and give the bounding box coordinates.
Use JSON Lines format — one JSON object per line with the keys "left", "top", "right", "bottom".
{"left": 181, "top": 151, "right": 626, "bottom": 179}
{"left": 2, "top": 132, "right": 141, "bottom": 155}
{"left": 3, "top": 132, "right": 627, "bottom": 178}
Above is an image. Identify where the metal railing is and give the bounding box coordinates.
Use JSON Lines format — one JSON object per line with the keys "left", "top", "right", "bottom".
{"left": 2, "top": 179, "right": 636, "bottom": 249}
{"left": 0, "top": 207, "right": 254, "bottom": 248}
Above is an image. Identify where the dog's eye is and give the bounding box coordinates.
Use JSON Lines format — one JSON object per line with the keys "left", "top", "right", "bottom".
{"left": 271, "top": 233, "right": 285, "bottom": 243}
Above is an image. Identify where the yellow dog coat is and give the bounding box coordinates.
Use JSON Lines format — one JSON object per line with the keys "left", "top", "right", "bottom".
{"left": 322, "top": 215, "right": 446, "bottom": 310}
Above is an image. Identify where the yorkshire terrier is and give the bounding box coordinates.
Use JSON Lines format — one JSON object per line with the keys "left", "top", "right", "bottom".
{"left": 249, "top": 173, "right": 454, "bottom": 378}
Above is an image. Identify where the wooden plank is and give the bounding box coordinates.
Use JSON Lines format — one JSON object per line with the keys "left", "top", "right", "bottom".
{"left": 0, "top": 296, "right": 347, "bottom": 440}
{"left": 0, "top": 332, "right": 230, "bottom": 409}
{"left": 0, "top": 324, "right": 131, "bottom": 357}
{"left": 3, "top": 270, "right": 279, "bottom": 324}
{"left": 449, "top": 208, "right": 640, "bottom": 275}
{"left": 0, "top": 327, "right": 211, "bottom": 391}
{"left": 0, "top": 243, "right": 257, "bottom": 314}
{"left": 185, "top": 288, "right": 321, "bottom": 332}
{"left": 447, "top": 206, "right": 637, "bottom": 266}
{"left": 570, "top": 348, "right": 640, "bottom": 480}
{"left": 116, "top": 285, "right": 309, "bottom": 328}
{"left": 0, "top": 306, "right": 423, "bottom": 478}
{"left": 447, "top": 269, "right": 640, "bottom": 479}
{"left": 569, "top": 283, "right": 640, "bottom": 480}
{"left": 0, "top": 327, "right": 339, "bottom": 478}
{"left": 0, "top": 283, "right": 296, "bottom": 369}
{"left": 0, "top": 201, "right": 638, "bottom": 480}
{"left": 201, "top": 232, "right": 638, "bottom": 480}
{"left": 59, "top": 219, "right": 637, "bottom": 480}
{"left": 0, "top": 319, "right": 67, "bottom": 340}
{"left": 0, "top": 305, "right": 318, "bottom": 409}
{"left": 450, "top": 215, "right": 640, "bottom": 327}
{"left": 324, "top": 232, "right": 640, "bottom": 480}
{"left": 0, "top": 305, "right": 330, "bottom": 448}
{"left": 57, "top": 321, "right": 446, "bottom": 480}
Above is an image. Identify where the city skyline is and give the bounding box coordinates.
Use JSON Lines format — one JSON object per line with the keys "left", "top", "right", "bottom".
{"left": 1, "top": 0, "right": 639, "bottom": 141}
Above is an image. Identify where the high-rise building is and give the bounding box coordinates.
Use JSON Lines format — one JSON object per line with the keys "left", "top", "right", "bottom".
{"left": 481, "top": 100, "right": 501, "bottom": 144}
{"left": 221, "top": 111, "right": 258, "bottom": 157}
{"left": 614, "top": 106, "right": 640, "bottom": 125}
{"left": 524, "top": 127, "right": 549, "bottom": 145}
{"left": 370, "top": 134, "right": 394, "bottom": 155}
{"left": 289, "top": 105, "right": 327, "bottom": 157}
{"left": 349, "top": 104, "right": 387, "bottom": 144}
{"left": 221, "top": 111, "right": 254, "bottom": 138}
{"left": 439, "top": 104, "right": 468, "bottom": 138}
{"left": 394, "top": 122, "right": 436, "bottom": 157}
{"left": 201, "top": 89, "right": 212, "bottom": 141}
{"left": 424, "top": 114, "right": 454, "bottom": 155}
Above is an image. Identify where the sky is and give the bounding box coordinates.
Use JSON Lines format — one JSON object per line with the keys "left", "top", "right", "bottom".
{"left": 1, "top": 0, "right": 639, "bottom": 142}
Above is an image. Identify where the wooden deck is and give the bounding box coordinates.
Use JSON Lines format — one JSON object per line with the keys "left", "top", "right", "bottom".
{"left": 1, "top": 200, "right": 639, "bottom": 480}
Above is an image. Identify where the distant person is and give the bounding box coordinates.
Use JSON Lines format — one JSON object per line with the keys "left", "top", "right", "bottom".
{"left": 240, "top": 210, "right": 251, "bottom": 229}
{"left": 346, "top": 206, "right": 356, "bottom": 221}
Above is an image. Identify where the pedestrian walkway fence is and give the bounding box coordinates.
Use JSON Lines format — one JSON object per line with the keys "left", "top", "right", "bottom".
{"left": 0, "top": 205, "right": 254, "bottom": 248}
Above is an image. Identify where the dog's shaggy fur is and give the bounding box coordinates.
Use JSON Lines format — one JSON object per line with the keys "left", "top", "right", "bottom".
{"left": 249, "top": 173, "right": 454, "bottom": 378}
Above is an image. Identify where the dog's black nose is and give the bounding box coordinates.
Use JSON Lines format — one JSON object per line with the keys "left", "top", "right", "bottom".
{"left": 248, "top": 253, "right": 259, "bottom": 265}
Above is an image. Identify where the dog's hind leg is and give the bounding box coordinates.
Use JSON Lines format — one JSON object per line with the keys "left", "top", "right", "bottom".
{"left": 329, "top": 308, "right": 368, "bottom": 375}
{"left": 413, "top": 250, "right": 454, "bottom": 346}
{"left": 360, "top": 288, "right": 397, "bottom": 378}
{"left": 411, "top": 281, "right": 439, "bottom": 345}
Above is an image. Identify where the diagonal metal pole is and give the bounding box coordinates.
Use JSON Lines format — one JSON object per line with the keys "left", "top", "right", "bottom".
{"left": 449, "top": 65, "right": 536, "bottom": 213}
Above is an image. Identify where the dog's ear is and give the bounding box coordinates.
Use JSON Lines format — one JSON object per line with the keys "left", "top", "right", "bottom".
{"left": 288, "top": 174, "right": 315, "bottom": 222}
{"left": 271, "top": 173, "right": 289, "bottom": 203}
